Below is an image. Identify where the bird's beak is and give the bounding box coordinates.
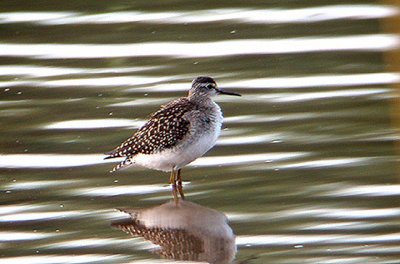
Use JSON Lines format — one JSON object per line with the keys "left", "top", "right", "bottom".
{"left": 216, "top": 88, "right": 241, "bottom": 96}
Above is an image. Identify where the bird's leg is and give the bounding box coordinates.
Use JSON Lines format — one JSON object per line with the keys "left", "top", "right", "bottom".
{"left": 176, "top": 168, "right": 185, "bottom": 200}
{"left": 170, "top": 167, "right": 179, "bottom": 205}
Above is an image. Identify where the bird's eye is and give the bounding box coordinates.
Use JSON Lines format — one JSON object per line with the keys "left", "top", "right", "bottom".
{"left": 206, "top": 83, "right": 215, "bottom": 89}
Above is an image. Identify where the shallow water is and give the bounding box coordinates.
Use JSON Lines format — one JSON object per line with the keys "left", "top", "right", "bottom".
{"left": 1, "top": 1, "right": 400, "bottom": 263}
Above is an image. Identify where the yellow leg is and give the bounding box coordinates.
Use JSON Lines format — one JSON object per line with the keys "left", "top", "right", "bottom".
{"left": 170, "top": 167, "right": 179, "bottom": 205}
{"left": 176, "top": 168, "right": 185, "bottom": 200}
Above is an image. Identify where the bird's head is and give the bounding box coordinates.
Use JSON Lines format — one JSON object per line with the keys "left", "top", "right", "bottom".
{"left": 189, "top": 76, "right": 241, "bottom": 100}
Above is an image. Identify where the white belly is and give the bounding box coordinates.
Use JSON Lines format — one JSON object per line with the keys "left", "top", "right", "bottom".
{"left": 133, "top": 128, "right": 220, "bottom": 172}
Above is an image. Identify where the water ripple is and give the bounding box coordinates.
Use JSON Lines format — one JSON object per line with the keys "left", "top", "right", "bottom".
{"left": 70, "top": 184, "right": 168, "bottom": 197}
{"left": 320, "top": 184, "right": 400, "bottom": 197}
{"left": 277, "top": 157, "right": 375, "bottom": 169}
{"left": 286, "top": 207, "right": 400, "bottom": 219}
{"left": 41, "top": 238, "right": 132, "bottom": 249}
{"left": 0, "top": 231, "right": 57, "bottom": 241}
{"left": 0, "top": 65, "right": 160, "bottom": 78}
{"left": 0, "top": 152, "right": 308, "bottom": 168}
{"left": 3, "top": 73, "right": 398, "bottom": 93}
{"left": 0, "top": 255, "right": 124, "bottom": 264}
{"left": 0, "top": 5, "right": 397, "bottom": 25}
{"left": 0, "top": 211, "right": 82, "bottom": 222}
{"left": 236, "top": 232, "right": 400, "bottom": 246}
{"left": 133, "top": 73, "right": 400, "bottom": 92}
{"left": 228, "top": 206, "right": 400, "bottom": 222}
{"left": 0, "top": 154, "right": 106, "bottom": 168}
{"left": 44, "top": 119, "right": 143, "bottom": 129}
{"left": 228, "top": 73, "right": 400, "bottom": 89}
{"left": 0, "top": 35, "right": 398, "bottom": 59}
{"left": 5, "top": 180, "right": 85, "bottom": 190}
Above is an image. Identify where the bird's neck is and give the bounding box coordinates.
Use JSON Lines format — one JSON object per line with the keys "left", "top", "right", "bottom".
{"left": 188, "top": 95, "right": 215, "bottom": 108}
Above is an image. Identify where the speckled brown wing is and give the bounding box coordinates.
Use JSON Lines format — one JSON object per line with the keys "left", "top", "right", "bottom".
{"left": 105, "top": 98, "right": 195, "bottom": 161}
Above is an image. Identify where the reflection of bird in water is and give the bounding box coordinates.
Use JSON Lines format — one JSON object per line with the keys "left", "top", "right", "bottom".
{"left": 105, "top": 77, "right": 240, "bottom": 202}
{"left": 112, "top": 200, "right": 236, "bottom": 264}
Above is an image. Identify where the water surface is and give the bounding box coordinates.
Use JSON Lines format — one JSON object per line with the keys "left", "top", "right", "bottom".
{"left": 1, "top": 1, "right": 399, "bottom": 263}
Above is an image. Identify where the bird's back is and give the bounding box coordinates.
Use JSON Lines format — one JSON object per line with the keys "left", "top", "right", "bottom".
{"left": 105, "top": 98, "right": 195, "bottom": 160}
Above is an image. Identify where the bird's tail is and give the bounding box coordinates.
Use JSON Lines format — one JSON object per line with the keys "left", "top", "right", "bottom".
{"left": 104, "top": 150, "right": 119, "bottom": 160}
{"left": 110, "top": 158, "right": 133, "bottom": 173}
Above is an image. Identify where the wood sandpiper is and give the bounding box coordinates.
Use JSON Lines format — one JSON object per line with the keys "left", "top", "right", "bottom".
{"left": 105, "top": 76, "right": 241, "bottom": 202}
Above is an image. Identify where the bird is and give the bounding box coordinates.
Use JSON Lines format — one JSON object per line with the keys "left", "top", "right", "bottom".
{"left": 104, "top": 76, "right": 241, "bottom": 202}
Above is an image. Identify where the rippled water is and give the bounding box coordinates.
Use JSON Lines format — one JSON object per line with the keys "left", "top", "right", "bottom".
{"left": 1, "top": 1, "right": 400, "bottom": 263}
